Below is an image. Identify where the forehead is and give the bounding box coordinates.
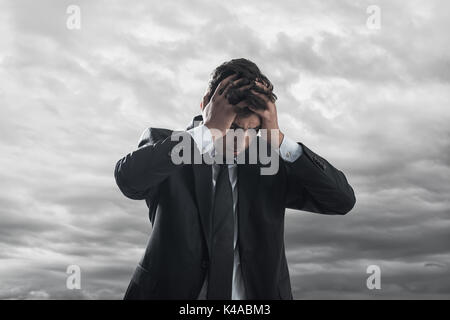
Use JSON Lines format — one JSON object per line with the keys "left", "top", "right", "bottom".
{"left": 233, "top": 113, "right": 261, "bottom": 129}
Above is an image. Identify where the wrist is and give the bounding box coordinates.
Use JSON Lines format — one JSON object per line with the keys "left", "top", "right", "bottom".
{"left": 262, "top": 118, "right": 279, "bottom": 131}
{"left": 263, "top": 128, "right": 283, "bottom": 147}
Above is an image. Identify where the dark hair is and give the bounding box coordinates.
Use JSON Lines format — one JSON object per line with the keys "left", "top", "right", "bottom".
{"left": 205, "top": 58, "right": 277, "bottom": 116}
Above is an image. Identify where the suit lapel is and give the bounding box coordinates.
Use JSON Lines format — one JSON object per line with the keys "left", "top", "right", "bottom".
{"left": 188, "top": 115, "right": 214, "bottom": 257}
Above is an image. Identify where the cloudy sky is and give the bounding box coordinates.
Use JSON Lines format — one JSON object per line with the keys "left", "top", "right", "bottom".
{"left": 0, "top": 0, "right": 449, "bottom": 299}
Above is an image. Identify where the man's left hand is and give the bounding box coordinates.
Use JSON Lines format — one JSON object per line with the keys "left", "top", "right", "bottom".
{"left": 248, "top": 80, "right": 284, "bottom": 147}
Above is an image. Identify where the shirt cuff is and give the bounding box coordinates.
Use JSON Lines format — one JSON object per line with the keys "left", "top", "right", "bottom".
{"left": 187, "top": 124, "right": 214, "bottom": 155}
{"left": 279, "top": 135, "right": 303, "bottom": 162}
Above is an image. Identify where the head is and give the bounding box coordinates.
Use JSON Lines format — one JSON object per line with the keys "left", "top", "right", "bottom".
{"left": 200, "top": 58, "right": 277, "bottom": 156}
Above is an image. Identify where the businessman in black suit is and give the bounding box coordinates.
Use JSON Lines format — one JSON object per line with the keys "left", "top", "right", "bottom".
{"left": 114, "top": 58, "right": 356, "bottom": 300}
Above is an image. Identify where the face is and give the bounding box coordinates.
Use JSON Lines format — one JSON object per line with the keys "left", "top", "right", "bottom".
{"left": 200, "top": 95, "right": 261, "bottom": 158}
{"left": 222, "top": 108, "right": 261, "bottom": 157}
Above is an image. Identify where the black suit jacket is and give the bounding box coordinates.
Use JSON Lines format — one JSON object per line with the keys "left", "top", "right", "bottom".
{"left": 114, "top": 115, "right": 356, "bottom": 300}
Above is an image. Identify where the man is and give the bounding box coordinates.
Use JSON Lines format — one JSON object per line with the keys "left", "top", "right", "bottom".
{"left": 114, "top": 58, "right": 356, "bottom": 300}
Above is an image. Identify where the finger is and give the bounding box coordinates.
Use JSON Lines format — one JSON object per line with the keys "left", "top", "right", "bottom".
{"left": 223, "top": 79, "right": 255, "bottom": 105}
{"left": 215, "top": 73, "right": 239, "bottom": 96}
{"left": 254, "top": 81, "right": 277, "bottom": 103}
{"left": 249, "top": 106, "right": 271, "bottom": 122}
{"left": 256, "top": 79, "right": 273, "bottom": 91}
{"left": 221, "top": 76, "right": 249, "bottom": 97}
{"left": 247, "top": 105, "right": 265, "bottom": 117}
{"left": 254, "top": 81, "right": 271, "bottom": 94}
{"left": 235, "top": 82, "right": 254, "bottom": 93}
{"left": 250, "top": 89, "right": 269, "bottom": 102}
{"left": 234, "top": 101, "right": 252, "bottom": 109}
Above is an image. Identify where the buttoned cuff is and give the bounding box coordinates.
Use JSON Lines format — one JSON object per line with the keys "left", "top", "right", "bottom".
{"left": 279, "top": 135, "right": 303, "bottom": 162}
{"left": 187, "top": 124, "right": 215, "bottom": 155}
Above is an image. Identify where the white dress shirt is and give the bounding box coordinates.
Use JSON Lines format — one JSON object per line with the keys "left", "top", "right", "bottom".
{"left": 187, "top": 124, "right": 302, "bottom": 300}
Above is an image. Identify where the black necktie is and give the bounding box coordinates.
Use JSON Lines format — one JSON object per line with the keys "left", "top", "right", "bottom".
{"left": 207, "top": 164, "right": 235, "bottom": 299}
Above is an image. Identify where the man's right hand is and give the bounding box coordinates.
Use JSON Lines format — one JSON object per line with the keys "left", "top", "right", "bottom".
{"left": 202, "top": 74, "right": 254, "bottom": 139}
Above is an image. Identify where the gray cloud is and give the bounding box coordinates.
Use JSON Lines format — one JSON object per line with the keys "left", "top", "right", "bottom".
{"left": 0, "top": 0, "right": 449, "bottom": 299}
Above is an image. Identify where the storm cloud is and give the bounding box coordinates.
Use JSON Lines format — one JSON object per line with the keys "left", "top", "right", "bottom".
{"left": 0, "top": 0, "right": 449, "bottom": 299}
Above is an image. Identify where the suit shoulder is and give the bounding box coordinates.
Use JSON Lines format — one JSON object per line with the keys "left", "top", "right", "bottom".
{"left": 138, "top": 127, "right": 173, "bottom": 147}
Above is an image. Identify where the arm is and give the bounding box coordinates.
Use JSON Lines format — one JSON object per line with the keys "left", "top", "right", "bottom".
{"left": 247, "top": 80, "right": 355, "bottom": 215}
{"left": 114, "top": 128, "right": 190, "bottom": 200}
{"left": 115, "top": 74, "right": 260, "bottom": 200}
{"left": 283, "top": 142, "right": 356, "bottom": 215}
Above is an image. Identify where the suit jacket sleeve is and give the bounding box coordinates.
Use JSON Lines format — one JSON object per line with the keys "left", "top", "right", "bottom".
{"left": 114, "top": 127, "right": 190, "bottom": 200}
{"left": 283, "top": 142, "right": 356, "bottom": 215}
